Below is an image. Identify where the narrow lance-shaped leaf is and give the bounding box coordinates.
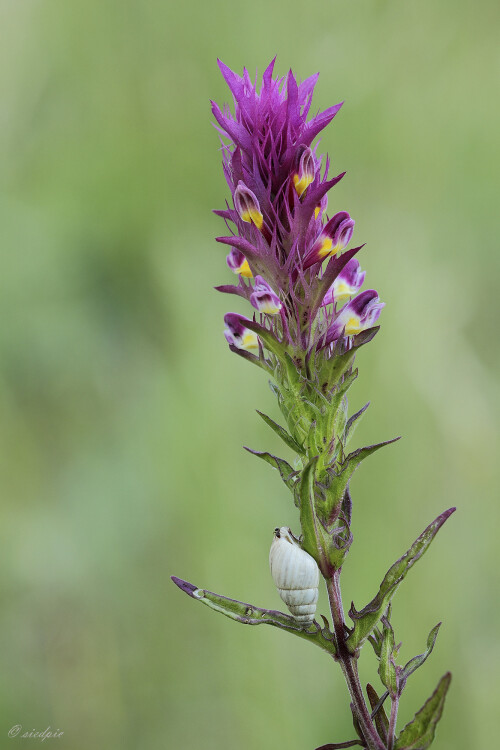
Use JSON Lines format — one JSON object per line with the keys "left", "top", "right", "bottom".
{"left": 344, "top": 402, "right": 369, "bottom": 444}
{"left": 367, "top": 683, "right": 389, "bottom": 745}
{"left": 299, "top": 457, "right": 333, "bottom": 576}
{"left": 347, "top": 508, "right": 456, "bottom": 652}
{"left": 325, "top": 437, "right": 400, "bottom": 519}
{"left": 400, "top": 622, "right": 442, "bottom": 691}
{"left": 256, "top": 410, "right": 306, "bottom": 454}
{"left": 170, "top": 576, "right": 337, "bottom": 657}
{"left": 394, "top": 673, "right": 451, "bottom": 750}
{"left": 371, "top": 622, "right": 442, "bottom": 717}
{"left": 244, "top": 448, "right": 298, "bottom": 492}
{"left": 378, "top": 615, "right": 398, "bottom": 697}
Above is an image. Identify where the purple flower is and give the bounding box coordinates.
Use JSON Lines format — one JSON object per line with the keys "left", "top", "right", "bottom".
{"left": 321, "top": 259, "right": 366, "bottom": 306}
{"left": 250, "top": 276, "right": 282, "bottom": 315}
{"left": 303, "top": 212, "right": 355, "bottom": 270}
{"left": 326, "top": 290, "right": 385, "bottom": 342}
{"left": 293, "top": 147, "right": 316, "bottom": 198}
{"left": 226, "top": 248, "right": 253, "bottom": 278}
{"left": 224, "top": 313, "right": 259, "bottom": 351}
{"left": 233, "top": 181, "right": 264, "bottom": 231}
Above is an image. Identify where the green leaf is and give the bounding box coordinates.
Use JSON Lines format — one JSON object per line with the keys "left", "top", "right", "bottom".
{"left": 325, "top": 437, "right": 400, "bottom": 518}
{"left": 344, "top": 402, "right": 370, "bottom": 444}
{"left": 244, "top": 448, "right": 297, "bottom": 491}
{"left": 378, "top": 616, "right": 398, "bottom": 697}
{"left": 256, "top": 410, "right": 306, "bottom": 454}
{"left": 394, "top": 673, "right": 451, "bottom": 750}
{"left": 171, "top": 576, "right": 337, "bottom": 658}
{"left": 347, "top": 508, "right": 456, "bottom": 652}
{"left": 367, "top": 683, "right": 389, "bottom": 745}
{"left": 299, "top": 458, "right": 335, "bottom": 575}
{"left": 400, "top": 623, "right": 441, "bottom": 691}
{"left": 227, "top": 343, "right": 272, "bottom": 373}
{"left": 368, "top": 624, "right": 384, "bottom": 658}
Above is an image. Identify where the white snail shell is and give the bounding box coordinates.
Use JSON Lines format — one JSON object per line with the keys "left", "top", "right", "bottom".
{"left": 269, "top": 527, "right": 319, "bottom": 624}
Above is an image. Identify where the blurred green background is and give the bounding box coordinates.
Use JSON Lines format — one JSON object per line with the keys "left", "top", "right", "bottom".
{"left": 0, "top": 0, "right": 498, "bottom": 748}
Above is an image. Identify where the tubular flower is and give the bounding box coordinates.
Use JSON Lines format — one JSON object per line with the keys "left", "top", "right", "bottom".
{"left": 303, "top": 211, "right": 355, "bottom": 270}
{"left": 321, "top": 258, "right": 366, "bottom": 306}
{"left": 250, "top": 276, "right": 282, "bottom": 315}
{"left": 293, "top": 147, "right": 316, "bottom": 198}
{"left": 226, "top": 248, "right": 253, "bottom": 278}
{"left": 233, "top": 181, "right": 264, "bottom": 230}
{"left": 326, "top": 290, "right": 385, "bottom": 343}
{"left": 224, "top": 313, "right": 259, "bottom": 351}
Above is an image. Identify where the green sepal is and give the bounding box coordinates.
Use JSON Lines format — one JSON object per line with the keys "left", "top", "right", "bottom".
{"left": 171, "top": 576, "right": 337, "bottom": 658}
{"left": 394, "top": 672, "right": 451, "bottom": 750}
{"left": 244, "top": 448, "right": 298, "bottom": 493}
{"left": 256, "top": 410, "right": 306, "bottom": 455}
{"left": 347, "top": 508, "right": 456, "bottom": 652}
{"left": 378, "top": 611, "right": 399, "bottom": 697}
{"left": 316, "top": 349, "right": 356, "bottom": 394}
{"left": 367, "top": 683, "right": 389, "bottom": 745}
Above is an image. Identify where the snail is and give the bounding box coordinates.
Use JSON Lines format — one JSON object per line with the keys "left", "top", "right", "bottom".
{"left": 269, "top": 527, "right": 319, "bottom": 624}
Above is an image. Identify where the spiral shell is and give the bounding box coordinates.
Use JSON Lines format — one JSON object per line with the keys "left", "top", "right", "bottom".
{"left": 269, "top": 527, "right": 319, "bottom": 624}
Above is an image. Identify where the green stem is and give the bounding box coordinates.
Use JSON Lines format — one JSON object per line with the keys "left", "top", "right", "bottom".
{"left": 326, "top": 572, "right": 386, "bottom": 750}
{"left": 387, "top": 695, "right": 399, "bottom": 750}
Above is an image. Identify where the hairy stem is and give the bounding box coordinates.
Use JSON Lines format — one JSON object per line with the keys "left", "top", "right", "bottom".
{"left": 326, "top": 572, "right": 386, "bottom": 750}
{"left": 387, "top": 696, "right": 399, "bottom": 750}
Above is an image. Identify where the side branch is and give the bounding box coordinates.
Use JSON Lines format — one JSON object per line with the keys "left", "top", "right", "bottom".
{"left": 171, "top": 576, "right": 337, "bottom": 657}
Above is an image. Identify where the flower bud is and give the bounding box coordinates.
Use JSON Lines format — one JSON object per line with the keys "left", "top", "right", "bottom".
{"left": 234, "top": 181, "right": 264, "bottom": 230}
{"left": 250, "top": 276, "right": 282, "bottom": 315}
{"left": 224, "top": 313, "right": 259, "bottom": 351}
{"left": 326, "top": 289, "right": 385, "bottom": 341}
{"left": 226, "top": 248, "right": 253, "bottom": 278}
{"left": 321, "top": 259, "right": 366, "bottom": 306}
{"left": 303, "top": 211, "right": 355, "bottom": 269}
{"left": 293, "top": 147, "right": 316, "bottom": 198}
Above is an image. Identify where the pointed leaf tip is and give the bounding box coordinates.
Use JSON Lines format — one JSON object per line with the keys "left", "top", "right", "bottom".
{"left": 395, "top": 672, "right": 451, "bottom": 750}
{"left": 347, "top": 508, "right": 455, "bottom": 651}
{"left": 171, "top": 576, "right": 198, "bottom": 597}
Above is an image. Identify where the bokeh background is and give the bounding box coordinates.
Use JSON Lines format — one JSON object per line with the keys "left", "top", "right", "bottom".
{"left": 0, "top": 0, "right": 498, "bottom": 748}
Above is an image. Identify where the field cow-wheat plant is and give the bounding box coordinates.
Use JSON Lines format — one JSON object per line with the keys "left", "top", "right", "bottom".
{"left": 172, "top": 59, "right": 454, "bottom": 750}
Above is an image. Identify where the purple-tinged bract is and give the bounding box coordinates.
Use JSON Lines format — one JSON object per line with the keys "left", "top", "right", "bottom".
{"left": 213, "top": 59, "right": 384, "bottom": 372}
